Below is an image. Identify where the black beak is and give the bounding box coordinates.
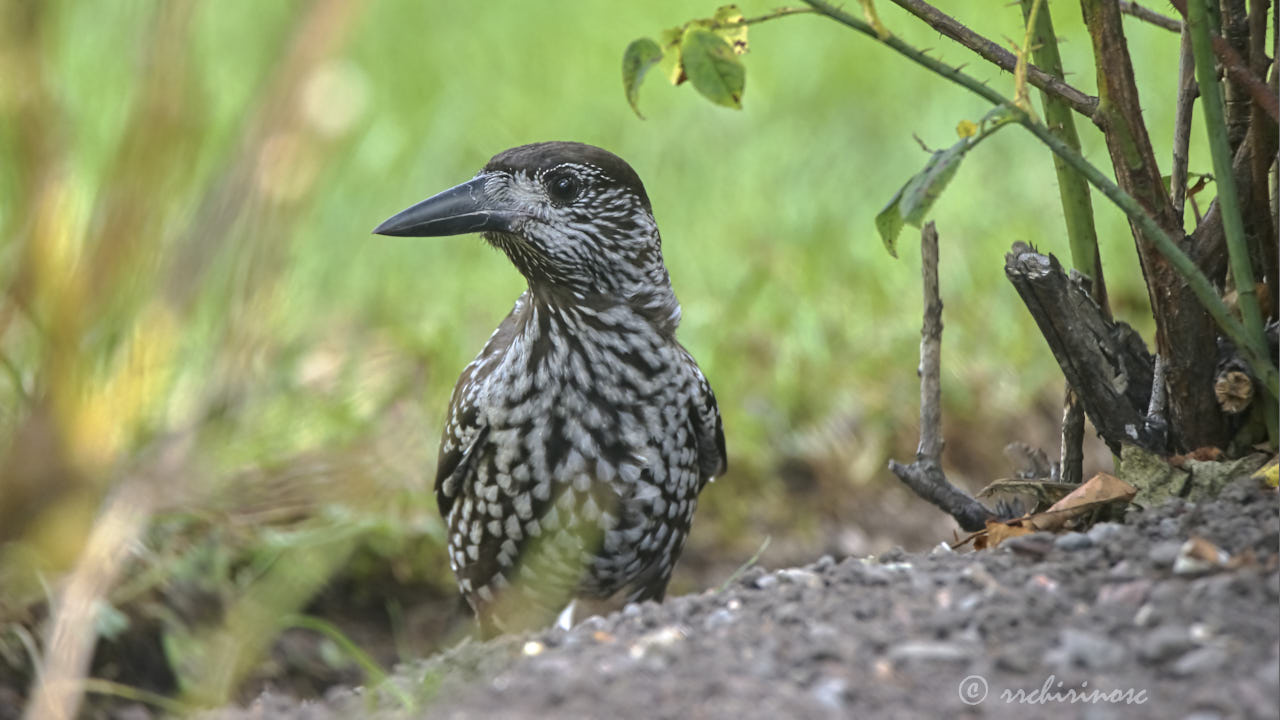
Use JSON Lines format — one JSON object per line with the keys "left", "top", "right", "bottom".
{"left": 372, "top": 174, "right": 516, "bottom": 237}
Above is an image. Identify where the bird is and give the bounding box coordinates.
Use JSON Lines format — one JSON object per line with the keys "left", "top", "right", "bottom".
{"left": 373, "top": 142, "right": 726, "bottom": 634}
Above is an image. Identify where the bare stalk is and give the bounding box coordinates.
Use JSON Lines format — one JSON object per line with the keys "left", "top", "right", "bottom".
{"left": 888, "top": 223, "right": 995, "bottom": 532}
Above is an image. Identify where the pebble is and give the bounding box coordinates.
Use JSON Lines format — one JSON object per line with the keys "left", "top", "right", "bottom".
{"left": 1002, "top": 532, "right": 1056, "bottom": 558}
{"left": 877, "top": 547, "right": 908, "bottom": 563}
{"left": 1149, "top": 540, "right": 1183, "bottom": 567}
{"left": 1171, "top": 646, "right": 1229, "bottom": 676}
{"left": 1087, "top": 521, "right": 1127, "bottom": 544}
{"left": 777, "top": 568, "right": 824, "bottom": 588}
{"left": 1054, "top": 532, "right": 1094, "bottom": 551}
{"left": 1108, "top": 559, "right": 1139, "bottom": 579}
{"left": 1046, "top": 628, "right": 1130, "bottom": 670}
{"left": 1096, "top": 579, "right": 1151, "bottom": 607}
{"left": 752, "top": 574, "right": 779, "bottom": 590}
{"left": 703, "top": 607, "right": 737, "bottom": 630}
{"left": 1138, "top": 626, "right": 1196, "bottom": 662}
{"left": 887, "top": 641, "right": 970, "bottom": 664}
{"left": 809, "top": 676, "right": 848, "bottom": 710}
{"left": 1158, "top": 517, "right": 1182, "bottom": 537}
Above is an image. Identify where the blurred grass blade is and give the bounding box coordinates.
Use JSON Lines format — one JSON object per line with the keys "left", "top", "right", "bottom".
{"left": 283, "top": 613, "right": 416, "bottom": 711}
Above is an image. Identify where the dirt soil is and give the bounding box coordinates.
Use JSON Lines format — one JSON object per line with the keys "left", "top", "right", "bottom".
{"left": 202, "top": 477, "right": 1278, "bottom": 720}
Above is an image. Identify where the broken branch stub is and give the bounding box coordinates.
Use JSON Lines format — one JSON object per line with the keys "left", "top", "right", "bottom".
{"left": 1004, "top": 243, "right": 1162, "bottom": 453}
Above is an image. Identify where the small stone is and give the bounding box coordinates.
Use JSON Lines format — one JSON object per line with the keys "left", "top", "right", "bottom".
{"left": 1109, "top": 559, "right": 1139, "bottom": 579}
{"left": 887, "top": 641, "right": 970, "bottom": 664}
{"left": 1157, "top": 517, "right": 1181, "bottom": 537}
{"left": 994, "top": 648, "right": 1034, "bottom": 673}
{"left": 1045, "top": 628, "right": 1130, "bottom": 671}
{"left": 1133, "top": 604, "right": 1157, "bottom": 627}
{"left": 752, "top": 574, "right": 779, "bottom": 590}
{"left": 930, "top": 541, "right": 954, "bottom": 555}
{"left": 1002, "top": 532, "right": 1056, "bottom": 558}
{"left": 1171, "top": 645, "right": 1229, "bottom": 676}
{"left": 1087, "top": 522, "right": 1126, "bottom": 544}
{"left": 736, "top": 566, "right": 766, "bottom": 588}
{"left": 704, "top": 607, "right": 736, "bottom": 630}
{"left": 1149, "top": 540, "right": 1182, "bottom": 567}
{"left": 1096, "top": 579, "right": 1151, "bottom": 607}
{"left": 809, "top": 676, "right": 848, "bottom": 710}
{"left": 1054, "top": 531, "right": 1094, "bottom": 551}
{"left": 877, "top": 547, "right": 908, "bottom": 563}
{"left": 1138, "top": 626, "right": 1195, "bottom": 662}
{"left": 777, "top": 568, "right": 823, "bottom": 588}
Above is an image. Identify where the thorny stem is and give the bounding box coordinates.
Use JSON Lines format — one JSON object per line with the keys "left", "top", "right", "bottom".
{"left": 1171, "top": 30, "right": 1198, "bottom": 221}
{"left": 1169, "top": 0, "right": 1280, "bottom": 122}
{"left": 883, "top": 0, "right": 1099, "bottom": 117}
{"left": 1119, "top": 0, "right": 1183, "bottom": 31}
{"left": 797, "top": 0, "right": 1280, "bottom": 398}
{"left": 710, "top": 6, "right": 816, "bottom": 29}
{"left": 1020, "top": 0, "right": 1106, "bottom": 308}
{"left": 1020, "top": 0, "right": 1105, "bottom": 476}
{"left": 1183, "top": 0, "right": 1275, "bottom": 439}
{"left": 1013, "top": 0, "right": 1043, "bottom": 117}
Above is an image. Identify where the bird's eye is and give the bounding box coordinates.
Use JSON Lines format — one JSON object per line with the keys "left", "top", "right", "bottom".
{"left": 546, "top": 173, "right": 580, "bottom": 203}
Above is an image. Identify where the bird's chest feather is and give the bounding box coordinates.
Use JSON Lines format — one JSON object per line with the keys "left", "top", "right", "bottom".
{"left": 460, "top": 304, "right": 701, "bottom": 525}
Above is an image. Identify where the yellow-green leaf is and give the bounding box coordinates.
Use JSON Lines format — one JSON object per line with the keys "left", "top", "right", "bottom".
{"left": 622, "top": 37, "right": 664, "bottom": 119}
{"left": 658, "top": 26, "right": 687, "bottom": 85}
{"left": 712, "top": 4, "right": 748, "bottom": 55}
{"left": 680, "top": 28, "right": 744, "bottom": 109}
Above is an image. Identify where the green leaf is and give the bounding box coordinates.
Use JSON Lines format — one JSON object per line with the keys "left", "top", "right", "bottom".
{"left": 875, "top": 186, "right": 908, "bottom": 257}
{"left": 875, "top": 109, "right": 1014, "bottom": 255}
{"left": 712, "top": 4, "right": 749, "bottom": 54}
{"left": 622, "top": 37, "right": 664, "bottom": 119}
{"left": 679, "top": 28, "right": 745, "bottom": 109}
{"left": 875, "top": 140, "right": 968, "bottom": 256}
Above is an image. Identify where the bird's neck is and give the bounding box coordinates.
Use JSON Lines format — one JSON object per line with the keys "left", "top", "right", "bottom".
{"left": 521, "top": 282, "right": 682, "bottom": 337}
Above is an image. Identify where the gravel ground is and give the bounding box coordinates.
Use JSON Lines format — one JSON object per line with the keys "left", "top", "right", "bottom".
{"left": 207, "top": 477, "right": 1278, "bottom": 720}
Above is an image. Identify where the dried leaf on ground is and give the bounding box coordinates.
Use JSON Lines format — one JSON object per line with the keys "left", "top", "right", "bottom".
{"left": 959, "top": 473, "right": 1136, "bottom": 550}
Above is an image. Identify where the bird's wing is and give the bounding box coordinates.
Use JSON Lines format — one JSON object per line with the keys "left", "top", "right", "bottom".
{"left": 435, "top": 369, "right": 486, "bottom": 519}
{"left": 690, "top": 365, "right": 727, "bottom": 485}
{"left": 436, "top": 294, "right": 527, "bottom": 517}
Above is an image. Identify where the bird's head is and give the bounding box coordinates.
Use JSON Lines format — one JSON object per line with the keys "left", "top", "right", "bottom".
{"left": 375, "top": 142, "right": 679, "bottom": 330}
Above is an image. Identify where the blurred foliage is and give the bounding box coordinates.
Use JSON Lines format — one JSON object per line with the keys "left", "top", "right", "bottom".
{"left": 0, "top": 0, "right": 1193, "bottom": 710}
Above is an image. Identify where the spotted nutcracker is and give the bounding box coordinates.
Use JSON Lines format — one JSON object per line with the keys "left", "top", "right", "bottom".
{"left": 374, "top": 142, "right": 726, "bottom": 634}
